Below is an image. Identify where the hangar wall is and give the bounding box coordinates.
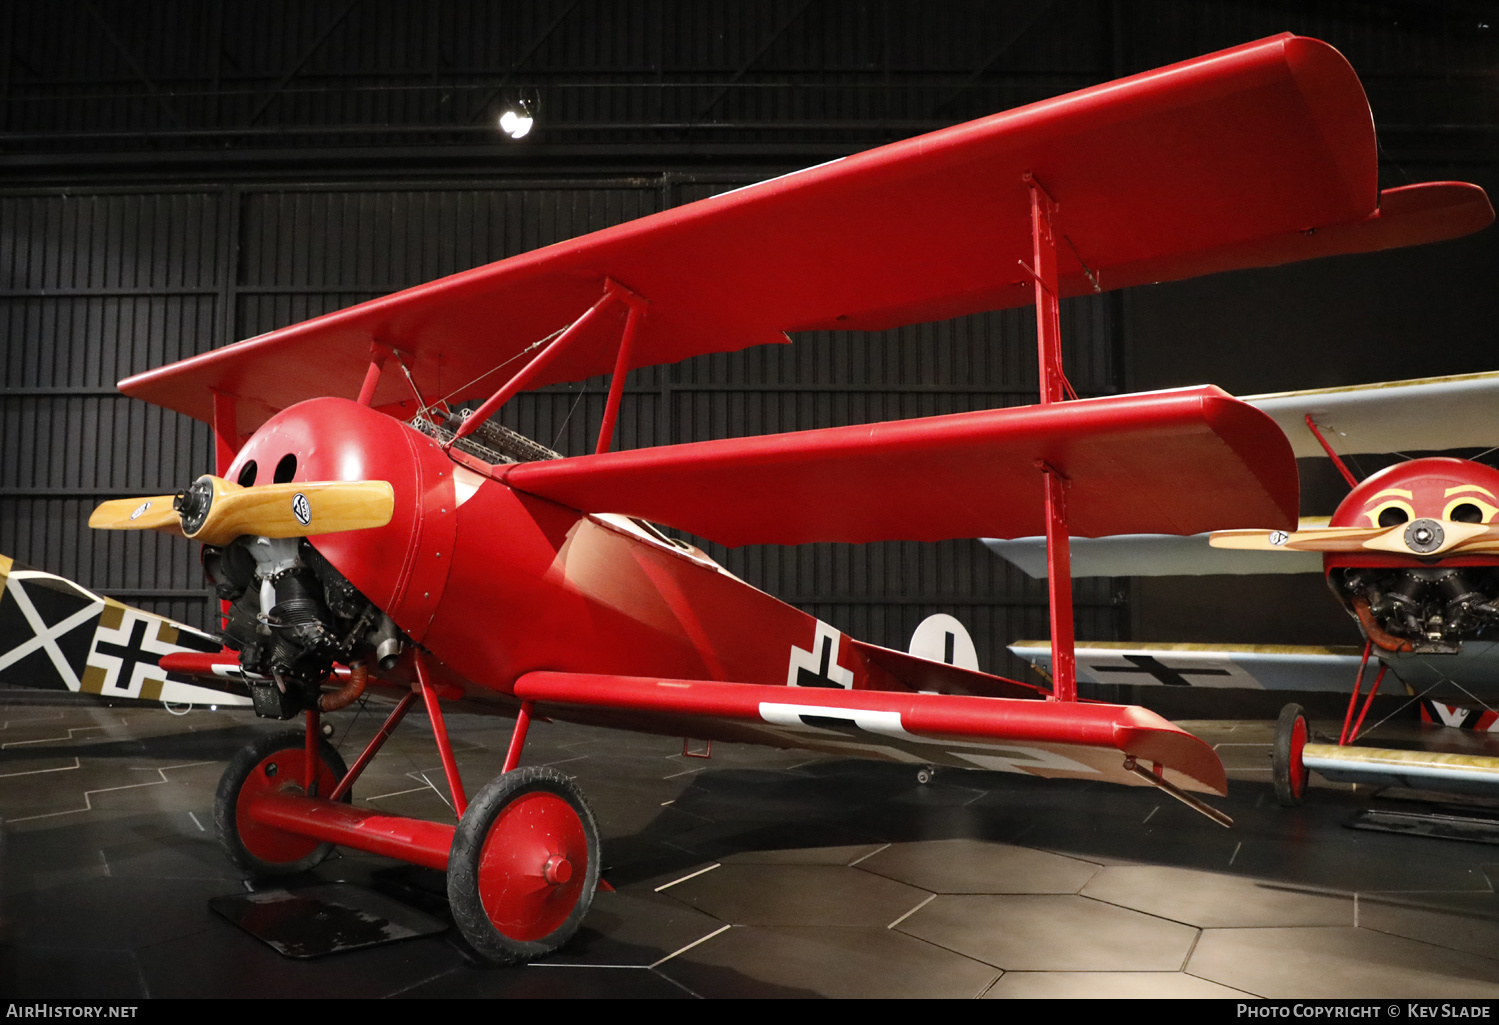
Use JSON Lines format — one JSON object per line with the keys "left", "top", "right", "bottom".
{"left": 1, "top": 0, "right": 1493, "bottom": 682}
{"left": 0, "top": 176, "right": 1122, "bottom": 677}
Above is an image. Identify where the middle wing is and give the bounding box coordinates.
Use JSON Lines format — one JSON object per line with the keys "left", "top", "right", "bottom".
{"left": 1010, "top": 640, "right": 1366, "bottom": 693}
{"left": 495, "top": 386, "right": 1297, "bottom": 546}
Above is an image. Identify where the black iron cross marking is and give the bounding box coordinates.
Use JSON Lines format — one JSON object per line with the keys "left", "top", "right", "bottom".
{"left": 1091, "top": 654, "right": 1232, "bottom": 687}
{"left": 796, "top": 634, "right": 844, "bottom": 689}
{"left": 96, "top": 618, "right": 163, "bottom": 692}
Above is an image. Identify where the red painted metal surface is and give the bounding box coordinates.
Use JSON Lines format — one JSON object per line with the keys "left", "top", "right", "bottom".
{"left": 1347, "top": 664, "right": 1388, "bottom": 746}
{"left": 224, "top": 398, "right": 457, "bottom": 642}
{"left": 1305, "top": 415, "right": 1358, "bottom": 488}
{"left": 329, "top": 691, "right": 416, "bottom": 802}
{"left": 1287, "top": 716, "right": 1309, "bottom": 799}
{"left": 244, "top": 790, "right": 455, "bottom": 871}
{"left": 595, "top": 295, "right": 645, "bottom": 456}
{"left": 118, "top": 35, "right": 1490, "bottom": 435}
{"left": 513, "top": 671, "right": 1228, "bottom": 795}
{"left": 303, "top": 707, "right": 322, "bottom": 796}
{"left": 1041, "top": 464, "right": 1076, "bottom": 702}
{"left": 499, "top": 386, "right": 1298, "bottom": 546}
{"left": 476, "top": 791, "right": 591, "bottom": 942}
{"left": 234, "top": 743, "right": 346, "bottom": 867}
{"left": 1340, "top": 642, "right": 1376, "bottom": 747}
{"left": 416, "top": 652, "right": 468, "bottom": 818}
{"left": 502, "top": 701, "right": 534, "bottom": 774}
{"left": 1325, "top": 458, "right": 1499, "bottom": 572}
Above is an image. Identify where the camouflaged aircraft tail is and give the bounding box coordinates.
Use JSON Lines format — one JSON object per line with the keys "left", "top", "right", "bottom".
{"left": 0, "top": 554, "right": 250, "bottom": 708}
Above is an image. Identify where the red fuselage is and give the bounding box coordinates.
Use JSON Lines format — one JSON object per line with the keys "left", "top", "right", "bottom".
{"left": 224, "top": 398, "right": 885, "bottom": 702}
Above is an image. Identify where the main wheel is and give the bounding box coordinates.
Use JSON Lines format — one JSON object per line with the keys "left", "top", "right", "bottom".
{"left": 447, "top": 767, "right": 601, "bottom": 965}
{"left": 214, "top": 730, "right": 349, "bottom": 875}
{"left": 1272, "top": 703, "right": 1310, "bottom": 807}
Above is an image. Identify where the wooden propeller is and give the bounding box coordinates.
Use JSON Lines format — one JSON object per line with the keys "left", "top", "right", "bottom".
{"left": 88, "top": 495, "right": 186, "bottom": 537}
{"left": 1211, "top": 519, "right": 1499, "bottom": 557}
{"left": 89, "top": 475, "right": 395, "bottom": 546}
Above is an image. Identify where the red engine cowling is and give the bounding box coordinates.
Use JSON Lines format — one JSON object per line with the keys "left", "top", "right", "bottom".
{"left": 1326, "top": 457, "right": 1499, "bottom": 651}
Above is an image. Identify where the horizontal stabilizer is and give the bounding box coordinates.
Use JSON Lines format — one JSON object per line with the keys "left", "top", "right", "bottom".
{"left": 118, "top": 34, "right": 1490, "bottom": 436}
{"left": 499, "top": 387, "right": 1297, "bottom": 546}
{"left": 1246, "top": 371, "right": 1499, "bottom": 458}
{"left": 514, "top": 671, "right": 1227, "bottom": 795}
{"left": 1010, "top": 640, "right": 1366, "bottom": 693}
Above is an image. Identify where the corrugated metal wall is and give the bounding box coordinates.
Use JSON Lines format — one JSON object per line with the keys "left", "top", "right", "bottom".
{"left": 0, "top": 176, "right": 1120, "bottom": 677}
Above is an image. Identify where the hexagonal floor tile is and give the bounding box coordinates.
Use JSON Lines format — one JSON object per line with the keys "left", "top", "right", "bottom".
{"left": 1081, "top": 864, "right": 1353, "bottom": 927}
{"left": 1189, "top": 926, "right": 1499, "bottom": 998}
{"left": 898, "top": 893, "right": 1198, "bottom": 971}
{"left": 858, "top": 838, "right": 1101, "bottom": 894}
{"left": 983, "top": 970, "right": 1255, "bottom": 998}
{"left": 659, "top": 862, "right": 929, "bottom": 926}
{"left": 656, "top": 925, "right": 1000, "bottom": 998}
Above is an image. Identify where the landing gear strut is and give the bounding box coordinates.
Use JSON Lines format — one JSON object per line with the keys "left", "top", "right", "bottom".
{"left": 213, "top": 656, "right": 603, "bottom": 964}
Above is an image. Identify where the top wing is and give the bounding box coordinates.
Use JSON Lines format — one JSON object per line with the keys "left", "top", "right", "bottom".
{"left": 1244, "top": 371, "right": 1499, "bottom": 458}
{"left": 119, "top": 34, "right": 1491, "bottom": 436}
{"left": 493, "top": 386, "right": 1298, "bottom": 546}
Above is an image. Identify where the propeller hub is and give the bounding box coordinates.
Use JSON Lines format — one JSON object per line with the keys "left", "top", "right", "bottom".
{"left": 1404, "top": 518, "right": 1445, "bottom": 555}
{"left": 173, "top": 478, "right": 214, "bottom": 535}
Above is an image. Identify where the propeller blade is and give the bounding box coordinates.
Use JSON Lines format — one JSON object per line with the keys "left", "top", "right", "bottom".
{"left": 89, "top": 477, "right": 395, "bottom": 546}
{"left": 1444, "top": 525, "right": 1499, "bottom": 555}
{"left": 1208, "top": 526, "right": 1385, "bottom": 552}
{"left": 1213, "top": 519, "right": 1499, "bottom": 557}
{"left": 187, "top": 478, "right": 396, "bottom": 545}
{"left": 1359, "top": 518, "right": 1491, "bottom": 557}
{"left": 88, "top": 495, "right": 187, "bottom": 536}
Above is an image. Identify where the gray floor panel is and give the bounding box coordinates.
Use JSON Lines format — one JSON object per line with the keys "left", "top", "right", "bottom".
{"left": 1080, "top": 864, "right": 1355, "bottom": 927}
{"left": 1189, "top": 925, "right": 1499, "bottom": 998}
{"left": 655, "top": 924, "right": 1001, "bottom": 999}
{"left": 4, "top": 699, "right": 1499, "bottom": 998}
{"left": 896, "top": 893, "right": 1200, "bottom": 972}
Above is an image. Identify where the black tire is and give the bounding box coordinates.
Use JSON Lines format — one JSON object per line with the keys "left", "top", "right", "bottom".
{"left": 447, "top": 766, "right": 601, "bottom": 965}
{"left": 1272, "top": 703, "right": 1310, "bottom": 807}
{"left": 214, "top": 730, "right": 350, "bottom": 876}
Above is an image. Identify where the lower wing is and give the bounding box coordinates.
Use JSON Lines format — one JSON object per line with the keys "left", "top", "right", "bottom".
{"left": 512, "top": 671, "right": 1227, "bottom": 797}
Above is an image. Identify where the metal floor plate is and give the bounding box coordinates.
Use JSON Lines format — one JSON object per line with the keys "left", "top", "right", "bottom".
{"left": 209, "top": 882, "right": 447, "bottom": 958}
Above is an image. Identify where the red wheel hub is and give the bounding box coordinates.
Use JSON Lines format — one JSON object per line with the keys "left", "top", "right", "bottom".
{"left": 476, "top": 792, "right": 589, "bottom": 942}
{"left": 1288, "top": 716, "right": 1308, "bottom": 797}
{"left": 237, "top": 748, "right": 342, "bottom": 865}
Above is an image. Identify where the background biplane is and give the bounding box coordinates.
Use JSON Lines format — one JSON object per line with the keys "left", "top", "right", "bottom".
{"left": 77, "top": 34, "right": 1492, "bottom": 962}
{"left": 1000, "top": 371, "right": 1499, "bottom": 811}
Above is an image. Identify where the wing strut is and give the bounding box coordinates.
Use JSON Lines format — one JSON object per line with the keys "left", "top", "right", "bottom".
{"left": 450, "top": 278, "right": 648, "bottom": 451}
{"left": 1024, "top": 173, "right": 1078, "bottom": 703}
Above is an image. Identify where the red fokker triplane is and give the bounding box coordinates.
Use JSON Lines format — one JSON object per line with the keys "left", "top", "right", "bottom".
{"left": 85, "top": 34, "right": 1493, "bottom": 962}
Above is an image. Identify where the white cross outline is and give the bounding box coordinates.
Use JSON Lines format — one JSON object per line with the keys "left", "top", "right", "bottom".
{"left": 87, "top": 608, "right": 183, "bottom": 698}
{"left": 786, "top": 620, "right": 854, "bottom": 689}
{"left": 0, "top": 572, "right": 104, "bottom": 690}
